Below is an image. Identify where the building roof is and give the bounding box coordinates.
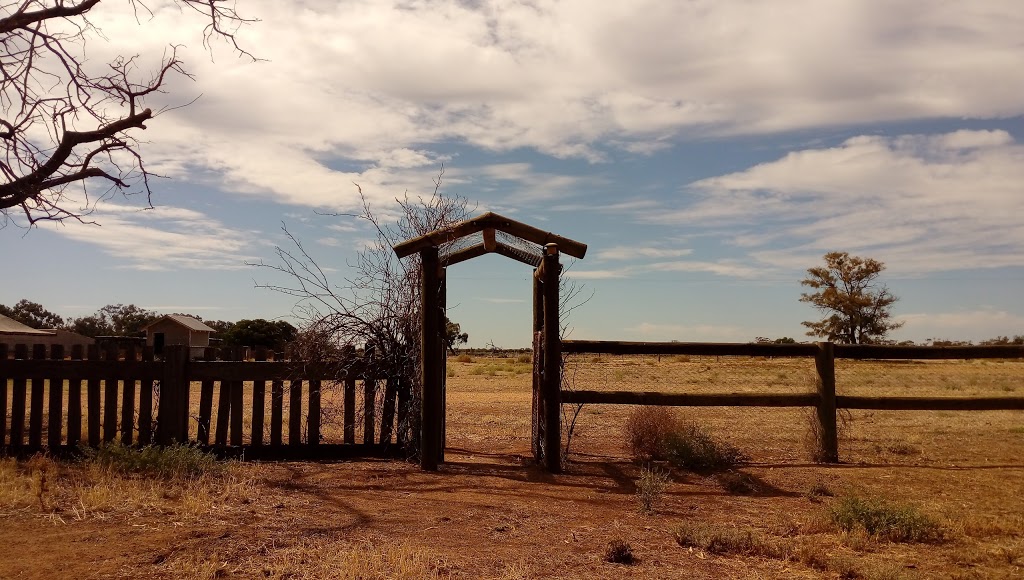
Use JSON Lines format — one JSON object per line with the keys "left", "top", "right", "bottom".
{"left": 143, "top": 314, "right": 216, "bottom": 333}
{"left": 0, "top": 313, "right": 55, "bottom": 336}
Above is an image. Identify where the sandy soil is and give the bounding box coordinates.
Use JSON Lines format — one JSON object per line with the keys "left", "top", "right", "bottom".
{"left": 1, "top": 355, "right": 1021, "bottom": 579}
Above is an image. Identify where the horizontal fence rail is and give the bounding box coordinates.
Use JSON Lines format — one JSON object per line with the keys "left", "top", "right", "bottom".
{"left": 561, "top": 340, "right": 1024, "bottom": 462}
{"left": 0, "top": 344, "right": 410, "bottom": 459}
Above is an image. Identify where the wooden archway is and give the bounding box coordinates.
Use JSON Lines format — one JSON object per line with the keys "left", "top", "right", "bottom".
{"left": 393, "top": 212, "right": 586, "bottom": 472}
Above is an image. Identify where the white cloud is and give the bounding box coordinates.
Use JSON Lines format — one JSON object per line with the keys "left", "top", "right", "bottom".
{"left": 651, "top": 130, "right": 1024, "bottom": 273}
{"left": 896, "top": 309, "right": 1024, "bottom": 342}
{"left": 51, "top": 204, "right": 257, "bottom": 270}
{"left": 477, "top": 298, "right": 526, "bottom": 304}
{"left": 70, "top": 0, "right": 1024, "bottom": 212}
{"left": 624, "top": 322, "right": 752, "bottom": 342}
{"left": 597, "top": 246, "right": 693, "bottom": 261}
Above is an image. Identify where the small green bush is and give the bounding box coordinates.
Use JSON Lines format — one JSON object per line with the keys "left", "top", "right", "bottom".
{"left": 84, "top": 443, "right": 222, "bottom": 479}
{"left": 664, "top": 423, "right": 747, "bottom": 471}
{"left": 624, "top": 406, "right": 678, "bottom": 461}
{"left": 830, "top": 495, "right": 943, "bottom": 543}
{"left": 455, "top": 354, "right": 473, "bottom": 363}
{"left": 515, "top": 354, "right": 531, "bottom": 364}
{"left": 603, "top": 539, "right": 634, "bottom": 564}
{"left": 635, "top": 466, "right": 670, "bottom": 513}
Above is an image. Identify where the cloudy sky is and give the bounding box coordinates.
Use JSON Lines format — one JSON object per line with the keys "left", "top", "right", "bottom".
{"left": 3, "top": 0, "right": 1023, "bottom": 346}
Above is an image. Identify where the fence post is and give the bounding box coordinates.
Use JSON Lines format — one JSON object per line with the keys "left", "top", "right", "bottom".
{"left": 542, "top": 243, "right": 562, "bottom": 473}
{"left": 814, "top": 341, "right": 839, "bottom": 463}
{"left": 419, "top": 246, "right": 443, "bottom": 471}
{"left": 157, "top": 345, "right": 189, "bottom": 445}
{"left": 531, "top": 270, "right": 544, "bottom": 461}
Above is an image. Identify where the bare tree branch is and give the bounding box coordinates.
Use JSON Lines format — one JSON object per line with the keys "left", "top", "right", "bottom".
{"left": 1, "top": 0, "right": 255, "bottom": 225}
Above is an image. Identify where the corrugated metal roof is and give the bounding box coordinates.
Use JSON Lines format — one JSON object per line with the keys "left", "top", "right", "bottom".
{"left": 0, "top": 313, "right": 55, "bottom": 335}
{"left": 143, "top": 314, "right": 216, "bottom": 333}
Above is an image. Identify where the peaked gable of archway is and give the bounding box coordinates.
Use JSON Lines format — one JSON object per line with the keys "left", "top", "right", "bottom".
{"left": 392, "top": 211, "right": 587, "bottom": 265}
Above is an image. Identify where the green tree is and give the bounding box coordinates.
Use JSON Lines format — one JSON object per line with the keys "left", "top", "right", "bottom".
{"left": 67, "top": 304, "right": 158, "bottom": 337}
{"left": 101, "top": 304, "right": 159, "bottom": 335}
{"left": 221, "top": 319, "right": 297, "bottom": 350}
{"left": 445, "top": 318, "right": 469, "bottom": 353}
{"left": 67, "top": 314, "right": 112, "bottom": 338}
{"left": 0, "top": 299, "right": 64, "bottom": 329}
{"left": 800, "top": 252, "right": 903, "bottom": 344}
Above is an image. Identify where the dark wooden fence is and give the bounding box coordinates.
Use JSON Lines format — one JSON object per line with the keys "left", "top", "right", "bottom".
{"left": 561, "top": 340, "right": 1024, "bottom": 462}
{"left": 0, "top": 344, "right": 409, "bottom": 459}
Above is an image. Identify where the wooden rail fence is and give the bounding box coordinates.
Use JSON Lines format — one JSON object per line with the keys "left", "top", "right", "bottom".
{"left": 0, "top": 344, "right": 409, "bottom": 459}
{"left": 561, "top": 340, "right": 1024, "bottom": 462}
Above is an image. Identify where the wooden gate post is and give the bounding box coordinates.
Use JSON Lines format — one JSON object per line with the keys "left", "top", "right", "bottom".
{"left": 542, "top": 243, "right": 562, "bottom": 473}
{"left": 814, "top": 341, "right": 839, "bottom": 463}
{"left": 439, "top": 269, "right": 447, "bottom": 463}
{"left": 157, "top": 345, "right": 189, "bottom": 445}
{"left": 420, "top": 246, "right": 443, "bottom": 471}
{"left": 531, "top": 268, "right": 544, "bottom": 461}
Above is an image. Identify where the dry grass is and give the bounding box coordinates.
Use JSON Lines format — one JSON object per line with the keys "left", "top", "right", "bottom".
{"left": 2, "top": 355, "right": 1022, "bottom": 579}
{"left": 155, "top": 536, "right": 455, "bottom": 580}
{"left": 623, "top": 406, "right": 677, "bottom": 460}
{"left": 0, "top": 451, "right": 259, "bottom": 523}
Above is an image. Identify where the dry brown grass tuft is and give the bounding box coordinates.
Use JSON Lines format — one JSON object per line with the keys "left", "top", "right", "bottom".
{"left": 623, "top": 406, "right": 677, "bottom": 461}
{"left": 0, "top": 454, "right": 260, "bottom": 523}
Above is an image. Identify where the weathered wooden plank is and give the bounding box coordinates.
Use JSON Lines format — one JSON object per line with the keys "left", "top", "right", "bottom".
{"left": 47, "top": 345, "right": 65, "bottom": 449}
{"left": 251, "top": 349, "right": 268, "bottom": 447}
{"left": 561, "top": 390, "right": 820, "bottom": 407}
{"left": 66, "top": 345, "right": 83, "bottom": 447}
{"left": 86, "top": 345, "right": 101, "bottom": 447}
{"left": 229, "top": 348, "right": 244, "bottom": 446}
{"left": 562, "top": 340, "right": 820, "bottom": 358}
{"left": 0, "top": 359, "right": 162, "bottom": 380}
{"left": 379, "top": 378, "right": 397, "bottom": 445}
{"left": 532, "top": 271, "right": 543, "bottom": 461}
{"left": 120, "top": 345, "right": 137, "bottom": 445}
{"left": 542, "top": 245, "right": 561, "bottom": 473}
{"left": 835, "top": 344, "right": 1024, "bottom": 360}
{"left": 393, "top": 211, "right": 587, "bottom": 259}
{"left": 308, "top": 378, "right": 321, "bottom": 446}
{"left": 214, "top": 350, "right": 231, "bottom": 446}
{"left": 396, "top": 378, "right": 409, "bottom": 448}
{"left": 103, "top": 345, "right": 119, "bottom": 443}
{"left": 343, "top": 377, "right": 356, "bottom": 444}
{"left": 197, "top": 348, "right": 216, "bottom": 445}
{"left": 288, "top": 380, "right": 302, "bottom": 445}
{"left": 814, "top": 342, "right": 838, "bottom": 463}
{"left": 419, "top": 246, "right": 443, "bottom": 470}
{"left": 441, "top": 242, "right": 489, "bottom": 267}
{"left": 28, "top": 344, "right": 46, "bottom": 447}
{"left": 363, "top": 378, "right": 376, "bottom": 445}
{"left": 138, "top": 347, "right": 154, "bottom": 445}
{"left": 157, "top": 345, "right": 189, "bottom": 445}
{"left": 0, "top": 343, "right": 7, "bottom": 446}
{"left": 186, "top": 360, "right": 362, "bottom": 382}
{"left": 270, "top": 377, "right": 284, "bottom": 447}
{"left": 836, "top": 396, "right": 1024, "bottom": 411}
{"left": 10, "top": 345, "right": 28, "bottom": 448}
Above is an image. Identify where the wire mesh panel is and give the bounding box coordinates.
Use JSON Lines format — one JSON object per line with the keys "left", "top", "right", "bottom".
{"left": 562, "top": 352, "right": 818, "bottom": 396}
{"left": 560, "top": 352, "right": 820, "bottom": 463}
{"left": 835, "top": 358, "right": 1023, "bottom": 398}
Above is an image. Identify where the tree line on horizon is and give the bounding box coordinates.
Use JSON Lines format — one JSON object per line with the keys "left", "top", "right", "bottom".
{"left": 0, "top": 300, "right": 295, "bottom": 350}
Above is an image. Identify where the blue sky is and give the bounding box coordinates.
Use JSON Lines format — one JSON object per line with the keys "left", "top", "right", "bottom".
{"left": 3, "top": 0, "right": 1023, "bottom": 347}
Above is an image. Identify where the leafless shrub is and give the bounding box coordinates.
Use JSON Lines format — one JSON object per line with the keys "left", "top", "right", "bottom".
{"left": 624, "top": 406, "right": 678, "bottom": 461}
{"left": 252, "top": 170, "right": 472, "bottom": 458}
